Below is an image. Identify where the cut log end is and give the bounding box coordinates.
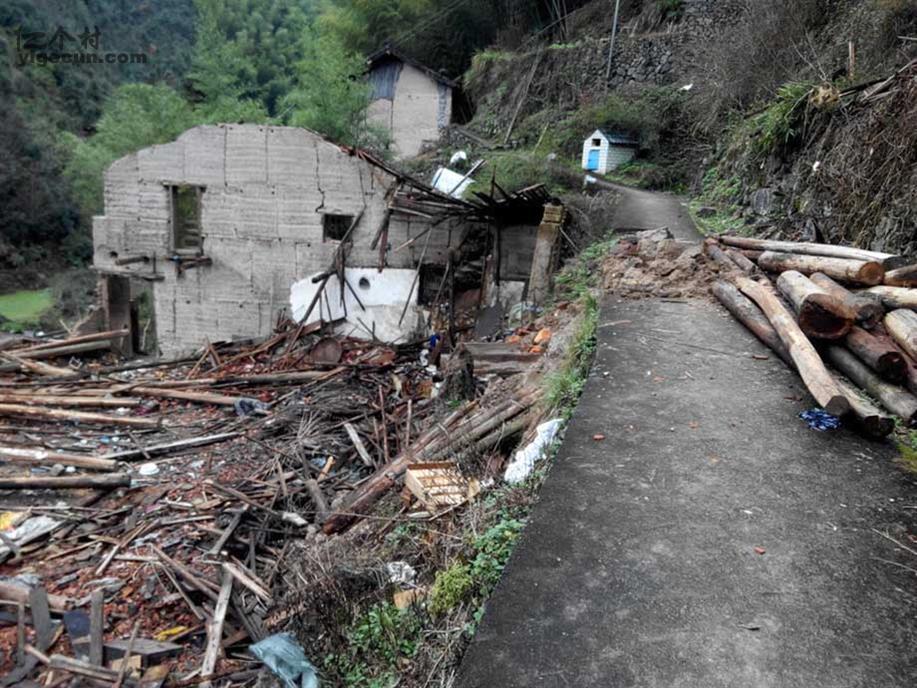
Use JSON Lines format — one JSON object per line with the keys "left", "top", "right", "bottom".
{"left": 797, "top": 297, "right": 853, "bottom": 340}
{"left": 823, "top": 395, "right": 851, "bottom": 417}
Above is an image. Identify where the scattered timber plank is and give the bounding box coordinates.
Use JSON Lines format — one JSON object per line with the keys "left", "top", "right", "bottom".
{"left": 824, "top": 346, "right": 917, "bottom": 425}
{"left": 776, "top": 270, "right": 854, "bottom": 339}
{"left": 0, "top": 447, "right": 118, "bottom": 471}
{"left": 711, "top": 281, "right": 792, "bottom": 366}
{"left": 344, "top": 422, "right": 374, "bottom": 467}
{"left": 0, "top": 394, "right": 141, "bottom": 408}
{"left": 733, "top": 276, "right": 848, "bottom": 415}
{"left": 844, "top": 327, "right": 907, "bottom": 383}
{"left": 105, "top": 638, "right": 181, "bottom": 668}
{"left": 0, "top": 473, "right": 131, "bottom": 490}
{"left": 0, "top": 404, "right": 159, "bottom": 428}
{"left": 757, "top": 251, "right": 884, "bottom": 286}
{"left": 719, "top": 235, "right": 905, "bottom": 268}
{"left": 809, "top": 272, "right": 884, "bottom": 328}
{"left": 864, "top": 286, "right": 917, "bottom": 310}
{"left": 201, "top": 569, "right": 233, "bottom": 688}
{"left": 18, "top": 329, "right": 128, "bottom": 354}
{"left": 884, "top": 309, "right": 917, "bottom": 360}
{"left": 90, "top": 589, "right": 104, "bottom": 666}
{"left": 130, "top": 387, "right": 243, "bottom": 407}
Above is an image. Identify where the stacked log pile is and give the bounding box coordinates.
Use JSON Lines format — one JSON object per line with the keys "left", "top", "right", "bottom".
{"left": 708, "top": 235, "right": 917, "bottom": 438}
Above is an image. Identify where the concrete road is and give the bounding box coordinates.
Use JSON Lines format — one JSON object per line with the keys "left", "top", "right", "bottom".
{"left": 456, "top": 187, "right": 917, "bottom": 687}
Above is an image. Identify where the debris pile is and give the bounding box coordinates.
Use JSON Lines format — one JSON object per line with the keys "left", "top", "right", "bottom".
{"left": 0, "top": 303, "right": 578, "bottom": 684}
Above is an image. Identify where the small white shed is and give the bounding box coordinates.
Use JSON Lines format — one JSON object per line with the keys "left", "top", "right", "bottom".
{"left": 581, "top": 129, "right": 638, "bottom": 175}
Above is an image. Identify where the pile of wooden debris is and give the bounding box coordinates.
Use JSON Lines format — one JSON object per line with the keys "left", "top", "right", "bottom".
{"left": 706, "top": 235, "right": 917, "bottom": 438}
{"left": 0, "top": 305, "right": 575, "bottom": 685}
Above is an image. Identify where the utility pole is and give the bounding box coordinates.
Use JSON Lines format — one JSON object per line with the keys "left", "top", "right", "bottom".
{"left": 604, "top": 0, "right": 621, "bottom": 92}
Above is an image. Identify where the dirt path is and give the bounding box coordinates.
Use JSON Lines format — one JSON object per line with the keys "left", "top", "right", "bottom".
{"left": 456, "top": 186, "right": 917, "bottom": 687}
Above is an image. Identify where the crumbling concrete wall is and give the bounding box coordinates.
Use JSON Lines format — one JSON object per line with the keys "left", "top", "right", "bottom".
{"left": 92, "top": 124, "right": 460, "bottom": 356}
{"left": 368, "top": 63, "right": 452, "bottom": 158}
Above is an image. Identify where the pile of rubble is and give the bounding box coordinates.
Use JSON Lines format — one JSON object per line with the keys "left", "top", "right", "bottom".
{"left": 0, "top": 299, "right": 581, "bottom": 684}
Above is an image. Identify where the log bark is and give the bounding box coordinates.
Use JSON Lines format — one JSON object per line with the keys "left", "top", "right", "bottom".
{"left": 758, "top": 251, "right": 884, "bottom": 286}
{"left": 776, "top": 270, "right": 854, "bottom": 339}
{"left": 884, "top": 263, "right": 917, "bottom": 287}
{"left": 0, "top": 403, "right": 159, "bottom": 428}
{"left": 0, "top": 446, "right": 118, "bottom": 471}
{"left": 809, "top": 272, "right": 884, "bottom": 328}
{"left": 832, "top": 374, "right": 895, "bottom": 438}
{"left": 0, "top": 473, "right": 131, "bottom": 490}
{"left": 719, "top": 235, "right": 904, "bottom": 268}
{"left": 733, "top": 276, "right": 848, "bottom": 415}
{"left": 704, "top": 240, "right": 739, "bottom": 272}
{"left": 724, "top": 248, "right": 757, "bottom": 273}
{"left": 884, "top": 309, "right": 917, "bottom": 360}
{"left": 844, "top": 326, "right": 906, "bottom": 383}
{"left": 864, "top": 286, "right": 917, "bottom": 310}
{"left": 712, "top": 281, "right": 792, "bottom": 365}
{"left": 824, "top": 346, "right": 917, "bottom": 424}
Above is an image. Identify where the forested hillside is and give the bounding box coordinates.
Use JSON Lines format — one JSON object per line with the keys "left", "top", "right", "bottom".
{"left": 0, "top": 0, "right": 592, "bottom": 281}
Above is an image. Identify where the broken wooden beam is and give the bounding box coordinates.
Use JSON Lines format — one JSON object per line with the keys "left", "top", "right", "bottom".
{"left": 719, "top": 235, "right": 904, "bottom": 268}
{"left": 0, "top": 447, "right": 119, "bottom": 472}
{"left": 0, "top": 394, "right": 141, "bottom": 408}
{"left": 757, "top": 251, "right": 884, "bottom": 286}
{"left": 0, "top": 473, "right": 131, "bottom": 490}
{"left": 97, "top": 432, "right": 239, "bottom": 462}
{"left": 0, "top": 404, "right": 159, "bottom": 428}
{"left": 733, "top": 276, "right": 848, "bottom": 415}
{"left": 809, "top": 272, "right": 884, "bottom": 329}
{"left": 776, "top": 270, "right": 853, "bottom": 339}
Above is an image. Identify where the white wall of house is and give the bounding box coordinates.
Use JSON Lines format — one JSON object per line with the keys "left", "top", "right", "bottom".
{"left": 368, "top": 62, "right": 452, "bottom": 159}
{"left": 581, "top": 130, "right": 637, "bottom": 175}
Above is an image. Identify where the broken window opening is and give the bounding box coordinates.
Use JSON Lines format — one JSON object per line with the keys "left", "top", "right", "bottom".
{"left": 323, "top": 214, "right": 354, "bottom": 242}
{"left": 170, "top": 185, "right": 204, "bottom": 254}
{"left": 591, "top": 138, "right": 601, "bottom": 147}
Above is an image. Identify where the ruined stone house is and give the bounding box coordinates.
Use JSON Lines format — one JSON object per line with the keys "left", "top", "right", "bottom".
{"left": 366, "top": 46, "right": 457, "bottom": 158}
{"left": 91, "top": 124, "right": 556, "bottom": 357}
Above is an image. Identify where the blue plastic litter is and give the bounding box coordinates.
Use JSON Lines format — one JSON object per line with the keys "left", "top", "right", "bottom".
{"left": 799, "top": 408, "right": 841, "bottom": 431}
{"left": 250, "top": 633, "right": 319, "bottom": 688}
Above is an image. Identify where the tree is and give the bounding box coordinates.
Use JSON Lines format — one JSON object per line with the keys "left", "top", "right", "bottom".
{"left": 283, "top": 28, "right": 388, "bottom": 148}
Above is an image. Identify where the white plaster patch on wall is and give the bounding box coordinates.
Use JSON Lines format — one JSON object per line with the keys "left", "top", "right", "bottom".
{"left": 290, "top": 267, "right": 422, "bottom": 343}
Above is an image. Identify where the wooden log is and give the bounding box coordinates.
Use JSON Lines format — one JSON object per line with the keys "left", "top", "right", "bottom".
{"left": 883, "top": 263, "right": 917, "bottom": 287}
{"left": 824, "top": 346, "right": 917, "bottom": 424}
{"left": 844, "top": 326, "right": 906, "bottom": 383}
{"left": 775, "top": 270, "right": 854, "bottom": 339}
{"left": 884, "top": 309, "right": 917, "bottom": 360}
{"left": 18, "top": 329, "right": 128, "bottom": 354}
{"left": 0, "top": 473, "right": 131, "bottom": 490}
{"left": 98, "top": 432, "right": 239, "bottom": 462}
{"left": 864, "top": 286, "right": 917, "bottom": 310}
{"left": 0, "top": 403, "right": 159, "bottom": 428}
{"left": 200, "top": 568, "right": 232, "bottom": 688}
{"left": 704, "top": 240, "right": 739, "bottom": 272}
{"left": 0, "top": 581, "right": 72, "bottom": 613}
{"left": 724, "top": 248, "right": 757, "bottom": 273}
{"left": 0, "top": 353, "right": 76, "bottom": 378}
{"left": 712, "top": 281, "right": 792, "bottom": 365}
{"left": 733, "top": 276, "right": 848, "bottom": 415}
{"left": 719, "top": 235, "right": 904, "bottom": 268}
{"left": 758, "top": 251, "right": 884, "bottom": 286}
{"left": 809, "top": 273, "right": 884, "bottom": 329}
{"left": 131, "top": 386, "right": 242, "bottom": 407}
{"left": 832, "top": 375, "right": 894, "bottom": 439}
{"left": 0, "top": 394, "right": 140, "bottom": 408}
{"left": 0, "top": 447, "right": 119, "bottom": 472}
{"left": 0, "top": 342, "right": 112, "bottom": 372}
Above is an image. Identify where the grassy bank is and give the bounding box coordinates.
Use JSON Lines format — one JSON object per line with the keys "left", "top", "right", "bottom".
{"left": 0, "top": 289, "right": 54, "bottom": 331}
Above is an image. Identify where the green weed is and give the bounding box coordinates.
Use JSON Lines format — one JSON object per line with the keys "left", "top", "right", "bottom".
{"left": 751, "top": 81, "right": 814, "bottom": 157}
{"left": 429, "top": 562, "right": 474, "bottom": 616}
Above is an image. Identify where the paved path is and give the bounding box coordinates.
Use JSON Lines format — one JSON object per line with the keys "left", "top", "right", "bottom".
{"left": 457, "top": 186, "right": 917, "bottom": 687}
